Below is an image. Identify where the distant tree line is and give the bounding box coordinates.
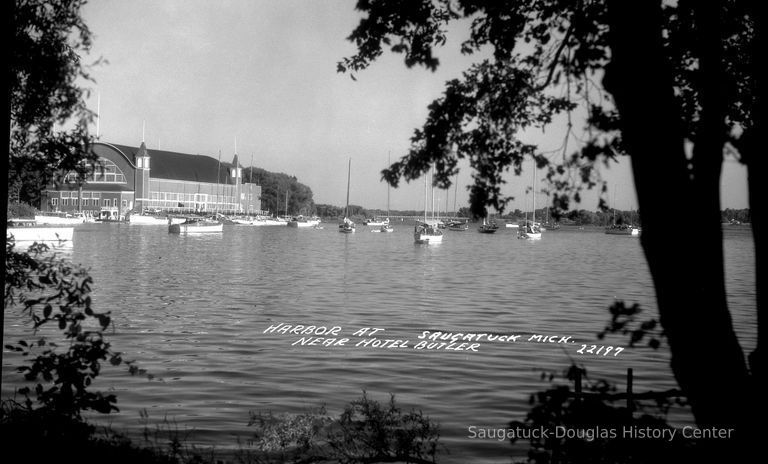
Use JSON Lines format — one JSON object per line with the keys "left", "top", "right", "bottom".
{"left": 245, "top": 167, "right": 314, "bottom": 216}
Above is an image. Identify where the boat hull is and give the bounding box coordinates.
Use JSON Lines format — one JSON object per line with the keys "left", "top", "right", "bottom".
{"left": 414, "top": 223, "right": 443, "bottom": 244}
{"left": 287, "top": 219, "right": 321, "bottom": 228}
{"left": 169, "top": 222, "right": 223, "bottom": 234}
{"left": 8, "top": 224, "right": 74, "bottom": 243}
{"left": 129, "top": 214, "right": 185, "bottom": 225}
{"left": 34, "top": 214, "right": 85, "bottom": 225}
{"left": 414, "top": 233, "right": 443, "bottom": 244}
{"left": 519, "top": 232, "right": 542, "bottom": 240}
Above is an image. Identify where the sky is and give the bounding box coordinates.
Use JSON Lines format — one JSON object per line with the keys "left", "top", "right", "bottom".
{"left": 79, "top": 0, "right": 749, "bottom": 213}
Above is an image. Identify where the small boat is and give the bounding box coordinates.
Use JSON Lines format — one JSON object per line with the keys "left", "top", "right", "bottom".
{"left": 339, "top": 217, "right": 356, "bottom": 233}
{"left": 287, "top": 215, "right": 321, "bottom": 228}
{"left": 518, "top": 221, "right": 542, "bottom": 240}
{"left": 264, "top": 216, "right": 288, "bottom": 226}
{"left": 363, "top": 217, "right": 390, "bottom": 227}
{"left": 231, "top": 215, "right": 272, "bottom": 226}
{"left": 372, "top": 154, "right": 395, "bottom": 233}
{"left": 128, "top": 211, "right": 185, "bottom": 225}
{"left": 446, "top": 220, "right": 469, "bottom": 231}
{"left": 414, "top": 221, "right": 443, "bottom": 243}
{"left": 605, "top": 189, "right": 639, "bottom": 235}
{"left": 34, "top": 211, "right": 87, "bottom": 225}
{"left": 478, "top": 218, "right": 499, "bottom": 234}
{"left": 505, "top": 222, "right": 519, "bottom": 229}
{"left": 339, "top": 158, "right": 356, "bottom": 233}
{"left": 7, "top": 219, "right": 74, "bottom": 244}
{"left": 169, "top": 218, "right": 223, "bottom": 234}
{"left": 371, "top": 224, "right": 394, "bottom": 233}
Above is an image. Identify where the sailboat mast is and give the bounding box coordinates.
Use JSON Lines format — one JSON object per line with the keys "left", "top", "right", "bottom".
{"left": 346, "top": 158, "right": 351, "bottom": 218}
{"left": 430, "top": 168, "right": 435, "bottom": 222}
{"left": 453, "top": 174, "right": 458, "bottom": 218}
{"left": 532, "top": 163, "right": 536, "bottom": 224}
{"left": 386, "top": 153, "right": 390, "bottom": 219}
{"left": 424, "top": 170, "right": 428, "bottom": 223}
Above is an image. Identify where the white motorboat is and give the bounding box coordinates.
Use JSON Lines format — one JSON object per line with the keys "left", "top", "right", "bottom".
{"left": 34, "top": 212, "right": 86, "bottom": 225}
{"left": 287, "top": 215, "right": 321, "bottom": 228}
{"left": 7, "top": 219, "right": 74, "bottom": 244}
{"left": 169, "top": 218, "right": 223, "bottom": 234}
{"left": 363, "top": 217, "right": 390, "bottom": 227}
{"left": 128, "top": 212, "right": 185, "bottom": 225}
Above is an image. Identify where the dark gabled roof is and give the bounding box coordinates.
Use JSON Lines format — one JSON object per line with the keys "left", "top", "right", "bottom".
{"left": 109, "top": 143, "right": 239, "bottom": 184}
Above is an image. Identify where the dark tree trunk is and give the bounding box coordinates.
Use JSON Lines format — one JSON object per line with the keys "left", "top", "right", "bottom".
{"left": 604, "top": 0, "right": 752, "bottom": 458}
{"left": 743, "top": 0, "right": 767, "bottom": 410}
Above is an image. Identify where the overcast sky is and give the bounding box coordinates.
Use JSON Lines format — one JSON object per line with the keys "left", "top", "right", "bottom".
{"left": 79, "top": 0, "right": 749, "bottom": 213}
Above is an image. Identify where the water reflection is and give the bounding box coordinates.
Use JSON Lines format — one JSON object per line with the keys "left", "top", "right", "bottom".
{"left": 2, "top": 223, "right": 756, "bottom": 463}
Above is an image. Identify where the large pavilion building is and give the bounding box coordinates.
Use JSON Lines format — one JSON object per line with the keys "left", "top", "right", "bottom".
{"left": 39, "top": 141, "right": 263, "bottom": 220}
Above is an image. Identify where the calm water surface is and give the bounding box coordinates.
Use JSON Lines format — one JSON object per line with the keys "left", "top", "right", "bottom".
{"left": 2, "top": 223, "right": 756, "bottom": 462}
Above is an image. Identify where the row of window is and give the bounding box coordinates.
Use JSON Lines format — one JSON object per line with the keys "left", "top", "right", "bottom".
{"left": 146, "top": 200, "right": 240, "bottom": 209}
{"left": 63, "top": 159, "right": 127, "bottom": 184}
{"left": 57, "top": 191, "right": 102, "bottom": 199}
{"left": 51, "top": 198, "right": 127, "bottom": 207}
{"left": 150, "top": 192, "right": 238, "bottom": 203}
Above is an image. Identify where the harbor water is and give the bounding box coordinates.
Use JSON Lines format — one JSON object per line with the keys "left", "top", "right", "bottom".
{"left": 2, "top": 223, "right": 756, "bottom": 462}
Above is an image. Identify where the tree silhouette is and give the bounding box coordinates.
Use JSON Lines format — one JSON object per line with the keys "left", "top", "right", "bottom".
{"left": 340, "top": 1, "right": 763, "bottom": 460}
{"left": 3, "top": 0, "right": 99, "bottom": 392}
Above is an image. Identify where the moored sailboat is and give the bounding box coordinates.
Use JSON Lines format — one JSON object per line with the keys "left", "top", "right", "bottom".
{"left": 519, "top": 164, "right": 542, "bottom": 240}
{"left": 339, "top": 158, "right": 356, "bottom": 233}
{"left": 478, "top": 216, "right": 499, "bottom": 234}
{"left": 414, "top": 168, "right": 443, "bottom": 244}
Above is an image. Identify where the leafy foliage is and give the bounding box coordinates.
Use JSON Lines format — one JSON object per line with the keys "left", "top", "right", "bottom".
{"left": 512, "top": 365, "right": 691, "bottom": 464}
{"left": 240, "top": 392, "right": 441, "bottom": 464}
{"left": 6, "top": 200, "right": 38, "bottom": 219}
{"left": 598, "top": 300, "right": 665, "bottom": 350}
{"left": 339, "top": 1, "right": 755, "bottom": 220}
{"left": 9, "top": 0, "right": 101, "bottom": 206}
{"left": 4, "top": 239, "right": 146, "bottom": 417}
